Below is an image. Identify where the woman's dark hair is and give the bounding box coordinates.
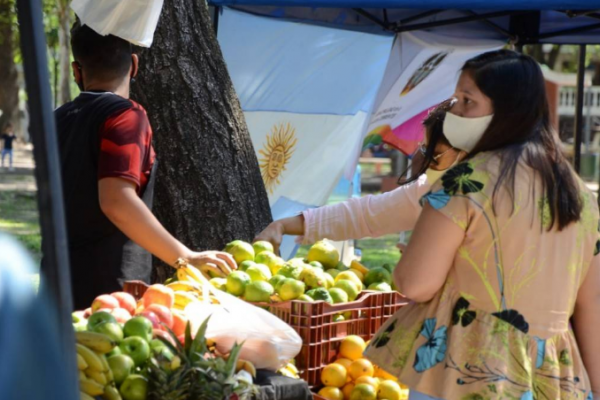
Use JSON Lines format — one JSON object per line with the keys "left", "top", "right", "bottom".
{"left": 397, "top": 101, "right": 452, "bottom": 186}
{"left": 463, "top": 49, "right": 582, "bottom": 230}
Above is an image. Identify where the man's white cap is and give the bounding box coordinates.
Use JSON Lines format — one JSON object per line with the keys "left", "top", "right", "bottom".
{"left": 70, "top": 0, "right": 164, "bottom": 48}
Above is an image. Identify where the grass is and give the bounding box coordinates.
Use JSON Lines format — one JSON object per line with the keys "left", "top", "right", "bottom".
{"left": 0, "top": 190, "right": 42, "bottom": 263}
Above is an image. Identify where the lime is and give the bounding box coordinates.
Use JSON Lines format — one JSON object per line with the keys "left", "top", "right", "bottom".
{"left": 255, "top": 251, "right": 285, "bottom": 275}
{"left": 297, "top": 294, "right": 314, "bottom": 302}
{"left": 323, "top": 273, "right": 335, "bottom": 289}
{"left": 301, "top": 268, "right": 327, "bottom": 289}
{"left": 325, "top": 269, "right": 340, "bottom": 279}
{"left": 226, "top": 271, "right": 251, "bottom": 296}
{"left": 334, "top": 280, "right": 360, "bottom": 301}
{"left": 278, "top": 279, "right": 306, "bottom": 301}
{"left": 239, "top": 260, "right": 256, "bottom": 272}
{"left": 368, "top": 282, "right": 392, "bottom": 292}
{"left": 225, "top": 241, "right": 255, "bottom": 264}
{"left": 269, "top": 275, "right": 287, "bottom": 291}
{"left": 335, "top": 271, "right": 363, "bottom": 290}
{"left": 329, "top": 288, "right": 349, "bottom": 304}
{"left": 209, "top": 277, "right": 227, "bottom": 291}
{"left": 364, "top": 267, "right": 392, "bottom": 286}
{"left": 307, "top": 240, "right": 340, "bottom": 269}
{"left": 382, "top": 263, "right": 394, "bottom": 275}
{"left": 244, "top": 281, "right": 274, "bottom": 302}
{"left": 246, "top": 264, "right": 272, "bottom": 282}
{"left": 276, "top": 263, "right": 303, "bottom": 280}
{"left": 305, "top": 288, "right": 333, "bottom": 304}
{"left": 309, "top": 261, "right": 324, "bottom": 269}
{"left": 333, "top": 314, "right": 345, "bottom": 322}
{"left": 336, "top": 261, "right": 349, "bottom": 271}
{"left": 253, "top": 241, "right": 274, "bottom": 256}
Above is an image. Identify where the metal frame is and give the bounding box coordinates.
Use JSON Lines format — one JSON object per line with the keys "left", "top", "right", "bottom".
{"left": 574, "top": 44, "right": 586, "bottom": 175}
{"left": 16, "top": 0, "right": 78, "bottom": 396}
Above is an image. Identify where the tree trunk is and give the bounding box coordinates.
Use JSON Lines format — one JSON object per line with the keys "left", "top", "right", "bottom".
{"left": 131, "top": 1, "right": 272, "bottom": 281}
{"left": 0, "top": 0, "right": 19, "bottom": 131}
{"left": 57, "top": 0, "right": 71, "bottom": 105}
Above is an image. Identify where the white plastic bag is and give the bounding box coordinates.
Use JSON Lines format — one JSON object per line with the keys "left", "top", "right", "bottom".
{"left": 70, "top": 0, "right": 164, "bottom": 47}
{"left": 185, "top": 284, "right": 302, "bottom": 371}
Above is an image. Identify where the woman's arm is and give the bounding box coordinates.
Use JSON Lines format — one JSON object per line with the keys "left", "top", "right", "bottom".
{"left": 573, "top": 254, "right": 600, "bottom": 397}
{"left": 255, "top": 175, "right": 430, "bottom": 252}
{"left": 393, "top": 203, "right": 465, "bottom": 302}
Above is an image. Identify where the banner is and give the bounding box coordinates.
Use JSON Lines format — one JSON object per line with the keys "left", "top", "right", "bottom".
{"left": 219, "top": 9, "right": 393, "bottom": 257}
{"left": 365, "top": 32, "right": 504, "bottom": 155}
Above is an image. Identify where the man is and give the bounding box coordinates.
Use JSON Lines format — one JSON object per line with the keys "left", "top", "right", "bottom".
{"left": 1, "top": 123, "right": 16, "bottom": 171}
{"left": 53, "top": 22, "right": 235, "bottom": 310}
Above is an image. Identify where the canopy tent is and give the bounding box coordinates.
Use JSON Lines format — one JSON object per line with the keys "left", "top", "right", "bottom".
{"left": 13, "top": 1, "right": 600, "bottom": 397}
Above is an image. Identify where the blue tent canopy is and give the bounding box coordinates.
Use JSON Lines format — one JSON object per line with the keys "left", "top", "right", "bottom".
{"left": 210, "top": 2, "right": 600, "bottom": 44}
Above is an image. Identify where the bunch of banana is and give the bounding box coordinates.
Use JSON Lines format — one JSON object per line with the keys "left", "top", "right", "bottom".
{"left": 175, "top": 260, "right": 211, "bottom": 286}
{"left": 277, "top": 361, "right": 300, "bottom": 379}
{"left": 76, "top": 332, "right": 121, "bottom": 399}
{"left": 236, "top": 359, "right": 257, "bottom": 378}
{"left": 350, "top": 259, "right": 370, "bottom": 276}
{"left": 173, "top": 290, "right": 201, "bottom": 310}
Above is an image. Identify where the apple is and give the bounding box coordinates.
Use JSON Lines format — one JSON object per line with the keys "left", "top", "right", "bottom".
{"left": 123, "top": 316, "right": 153, "bottom": 342}
{"left": 108, "top": 354, "right": 135, "bottom": 385}
{"left": 138, "top": 311, "right": 161, "bottom": 330}
{"left": 153, "top": 329, "right": 176, "bottom": 347}
{"left": 92, "top": 294, "right": 120, "bottom": 313}
{"left": 72, "top": 310, "right": 87, "bottom": 323}
{"left": 119, "top": 337, "right": 151, "bottom": 367}
{"left": 177, "top": 334, "right": 185, "bottom": 345}
{"left": 110, "top": 307, "right": 132, "bottom": 324}
{"left": 142, "top": 284, "right": 175, "bottom": 309}
{"left": 150, "top": 339, "right": 174, "bottom": 360}
{"left": 111, "top": 292, "right": 137, "bottom": 314}
{"left": 106, "top": 346, "right": 122, "bottom": 358}
{"left": 171, "top": 310, "right": 188, "bottom": 337}
{"left": 145, "top": 304, "right": 173, "bottom": 330}
{"left": 83, "top": 308, "right": 92, "bottom": 318}
{"left": 119, "top": 374, "right": 148, "bottom": 400}
{"left": 87, "top": 311, "right": 117, "bottom": 331}
{"left": 91, "top": 322, "right": 124, "bottom": 343}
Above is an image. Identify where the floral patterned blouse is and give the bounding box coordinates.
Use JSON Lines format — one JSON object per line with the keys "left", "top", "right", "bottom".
{"left": 364, "top": 152, "right": 599, "bottom": 400}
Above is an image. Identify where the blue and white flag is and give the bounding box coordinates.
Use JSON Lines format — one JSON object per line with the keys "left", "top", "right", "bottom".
{"left": 218, "top": 9, "right": 393, "bottom": 257}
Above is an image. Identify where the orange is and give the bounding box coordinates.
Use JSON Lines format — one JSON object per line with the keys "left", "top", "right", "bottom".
{"left": 321, "top": 363, "right": 348, "bottom": 388}
{"left": 334, "top": 358, "right": 353, "bottom": 371}
{"left": 318, "top": 386, "right": 344, "bottom": 400}
{"left": 374, "top": 367, "right": 398, "bottom": 382}
{"left": 355, "top": 376, "right": 379, "bottom": 391}
{"left": 339, "top": 335, "right": 366, "bottom": 361}
{"left": 342, "top": 383, "right": 355, "bottom": 399}
{"left": 350, "top": 383, "right": 377, "bottom": 400}
{"left": 377, "top": 380, "right": 402, "bottom": 400}
{"left": 349, "top": 358, "right": 375, "bottom": 380}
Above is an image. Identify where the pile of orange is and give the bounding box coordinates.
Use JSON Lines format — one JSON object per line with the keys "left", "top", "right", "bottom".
{"left": 317, "top": 335, "right": 409, "bottom": 400}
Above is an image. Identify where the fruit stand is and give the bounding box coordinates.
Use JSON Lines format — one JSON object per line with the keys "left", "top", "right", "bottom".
{"left": 72, "top": 239, "right": 409, "bottom": 400}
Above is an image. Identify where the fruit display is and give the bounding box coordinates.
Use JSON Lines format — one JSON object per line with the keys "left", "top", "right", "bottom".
{"left": 317, "top": 335, "right": 409, "bottom": 400}
{"left": 73, "top": 288, "right": 259, "bottom": 400}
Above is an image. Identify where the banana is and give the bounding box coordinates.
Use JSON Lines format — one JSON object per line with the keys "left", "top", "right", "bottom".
{"left": 102, "top": 385, "right": 122, "bottom": 400}
{"left": 81, "top": 392, "right": 96, "bottom": 400}
{"left": 96, "top": 351, "right": 111, "bottom": 372}
{"left": 77, "top": 353, "right": 88, "bottom": 370}
{"left": 79, "top": 371, "right": 87, "bottom": 381}
{"left": 76, "top": 331, "right": 116, "bottom": 354}
{"left": 86, "top": 369, "right": 108, "bottom": 386}
{"left": 236, "top": 359, "right": 257, "bottom": 378}
{"left": 105, "top": 367, "right": 114, "bottom": 383}
{"left": 350, "top": 260, "right": 370, "bottom": 276}
{"left": 174, "top": 291, "right": 200, "bottom": 309}
{"left": 179, "top": 265, "right": 211, "bottom": 286}
{"left": 76, "top": 344, "right": 105, "bottom": 372}
{"left": 286, "top": 363, "right": 299, "bottom": 375}
{"left": 167, "top": 281, "right": 201, "bottom": 292}
{"left": 200, "top": 264, "right": 227, "bottom": 279}
{"left": 80, "top": 378, "right": 105, "bottom": 396}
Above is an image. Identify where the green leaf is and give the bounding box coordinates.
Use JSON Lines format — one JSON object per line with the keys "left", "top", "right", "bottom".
{"left": 190, "top": 316, "right": 210, "bottom": 360}
{"left": 224, "top": 342, "right": 244, "bottom": 380}
{"left": 184, "top": 321, "right": 193, "bottom": 355}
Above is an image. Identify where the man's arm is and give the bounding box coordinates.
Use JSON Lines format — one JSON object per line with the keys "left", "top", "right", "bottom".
{"left": 99, "top": 177, "right": 235, "bottom": 271}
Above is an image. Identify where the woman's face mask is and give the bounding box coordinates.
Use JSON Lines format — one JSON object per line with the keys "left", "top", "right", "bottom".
{"left": 443, "top": 112, "right": 493, "bottom": 153}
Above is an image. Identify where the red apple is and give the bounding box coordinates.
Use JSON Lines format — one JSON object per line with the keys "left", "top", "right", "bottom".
{"left": 171, "top": 310, "right": 188, "bottom": 337}
{"left": 111, "top": 292, "right": 137, "bottom": 314}
{"left": 145, "top": 304, "right": 173, "bottom": 330}
{"left": 111, "top": 307, "right": 132, "bottom": 324}
{"left": 139, "top": 310, "right": 161, "bottom": 329}
{"left": 177, "top": 334, "right": 185, "bottom": 345}
{"left": 83, "top": 307, "right": 92, "bottom": 318}
{"left": 142, "top": 284, "right": 175, "bottom": 309}
{"left": 152, "top": 329, "right": 176, "bottom": 346}
{"left": 92, "top": 294, "right": 120, "bottom": 313}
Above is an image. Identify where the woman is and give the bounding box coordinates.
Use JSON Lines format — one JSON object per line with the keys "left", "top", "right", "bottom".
{"left": 254, "top": 101, "right": 465, "bottom": 252}
{"left": 364, "top": 50, "right": 600, "bottom": 400}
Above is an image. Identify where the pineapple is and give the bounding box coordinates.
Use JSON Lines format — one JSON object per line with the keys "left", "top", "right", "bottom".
{"left": 146, "top": 318, "right": 258, "bottom": 400}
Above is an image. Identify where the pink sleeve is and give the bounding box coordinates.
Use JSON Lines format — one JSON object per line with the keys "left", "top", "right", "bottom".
{"left": 299, "top": 175, "right": 431, "bottom": 244}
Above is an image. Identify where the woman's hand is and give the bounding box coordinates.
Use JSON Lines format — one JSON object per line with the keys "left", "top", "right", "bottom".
{"left": 254, "top": 221, "right": 285, "bottom": 254}
{"left": 187, "top": 251, "right": 237, "bottom": 274}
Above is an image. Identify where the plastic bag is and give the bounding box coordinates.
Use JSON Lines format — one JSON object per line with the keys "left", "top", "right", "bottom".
{"left": 70, "top": 0, "right": 164, "bottom": 47}
{"left": 185, "top": 284, "right": 302, "bottom": 371}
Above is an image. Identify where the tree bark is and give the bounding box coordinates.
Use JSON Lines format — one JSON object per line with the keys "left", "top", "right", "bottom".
{"left": 0, "top": 0, "right": 19, "bottom": 131}
{"left": 57, "top": 0, "right": 71, "bottom": 105}
{"left": 131, "top": 1, "right": 272, "bottom": 281}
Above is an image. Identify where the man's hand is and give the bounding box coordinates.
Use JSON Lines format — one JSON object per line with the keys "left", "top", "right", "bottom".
{"left": 253, "top": 222, "right": 285, "bottom": 254}
{"left": 187, "top": 251, "right": 237, "bottom": 274}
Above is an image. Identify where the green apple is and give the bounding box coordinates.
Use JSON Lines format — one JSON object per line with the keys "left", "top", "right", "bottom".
{"left": 91, "top": 321, "right": 124, "bottom": 343}
{"left": 119, "top": 337, "right": 151, "bottom": 367}
{"left": 108, "top": 354, "right": 135, "bottom": 385}
{"left": 106, "top": 346, "right": 122, "bottom": 358}
{"left": 87, "top": 311, "right": 117, "bottom": 331}
{"left": 120, "top": 374, "right": 148, "bottom": 400}
{"left": 123, "top": 316, "right": 153, "bottom": 342}
{"left": 150, "top": 339, "right": 173, "bottom": 361}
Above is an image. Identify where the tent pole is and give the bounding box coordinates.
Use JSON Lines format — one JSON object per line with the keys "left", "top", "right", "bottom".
{"left": 212, "top": 6, "right": 220, "bottom": 35}
{"left": 16, "top": 0, "right": 78, "bottom": 396}
{"left": 574, "top": 44, "right": 586, "bottom": 174}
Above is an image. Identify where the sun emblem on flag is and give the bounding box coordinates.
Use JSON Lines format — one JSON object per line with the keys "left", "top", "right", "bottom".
{"left": 259, "top": 123, "right": 298, "bottom": 194}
